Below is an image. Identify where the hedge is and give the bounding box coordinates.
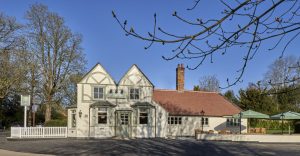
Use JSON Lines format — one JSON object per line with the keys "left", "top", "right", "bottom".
{"left": 44, "top": 119, "right": 67, "bottom": 127}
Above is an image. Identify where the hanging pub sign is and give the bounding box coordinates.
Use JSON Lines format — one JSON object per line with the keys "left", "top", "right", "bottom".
{"left": 21, "top": 95, "right": 31, "bottom": 106}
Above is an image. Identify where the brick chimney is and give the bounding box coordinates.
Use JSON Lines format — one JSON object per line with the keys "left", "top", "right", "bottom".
{"left": 176, "top": 64, "right": 185, "bottom": 92}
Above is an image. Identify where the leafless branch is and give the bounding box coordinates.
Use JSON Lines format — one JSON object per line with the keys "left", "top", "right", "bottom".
{"left": 113, "top": 0, "right": 300, "bottom": 88}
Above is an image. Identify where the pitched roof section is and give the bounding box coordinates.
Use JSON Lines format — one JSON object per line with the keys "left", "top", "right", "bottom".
{"left": 78, "top": 63, "right": 116, "bottom": 85}
{"left": 153, "top": 89, "right": 241, "bottom": 116}
{"left": 118, "top": 64, "right": 154, "bottom": 87}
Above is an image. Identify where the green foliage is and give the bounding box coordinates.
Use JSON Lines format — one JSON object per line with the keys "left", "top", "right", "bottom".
{"left": 238, "top": 84, "right": 276, "bottom": 114}
{"left": 223, "top": 90, "right": 239, "bottom": 105}
{"left": 193, "top": 85, "right": 200, "bottom": 91}
{"left": 275, "top": 86, "right": 300, "bottom": 112}
{"left": 0, "top": 94, "right": 23, "bottom": 128}
{"left": 250, "top": 119, "right": 294, "bottom": 130}
{"left": 44, "top": 119, "right": 67, "bottom": 127}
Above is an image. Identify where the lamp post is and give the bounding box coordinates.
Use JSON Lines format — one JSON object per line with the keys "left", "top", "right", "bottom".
{"left": 200, "top": 110, "right": 205, "bottom": 133}
{"left": 239, "top": 112, "right": 242, "bottom": 134}
{"left": 281, "top": 113, "right": 285, "bottom": 135}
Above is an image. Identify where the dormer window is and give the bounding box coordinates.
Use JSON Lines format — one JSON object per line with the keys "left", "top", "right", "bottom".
{"left": 93, "top": 87, "right": 104, "bottom": 100}
{"left": 129, "top": 88, "right": 140, "bottom": 100}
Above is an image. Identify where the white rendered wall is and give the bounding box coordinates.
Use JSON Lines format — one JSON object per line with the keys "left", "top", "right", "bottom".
{"left": 167, "top": 116, "right": 248, "bottom": 136}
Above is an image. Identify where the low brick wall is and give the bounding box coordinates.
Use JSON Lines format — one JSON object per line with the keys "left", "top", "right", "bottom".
{"left": 196, "top": 134, "right": 300, "bottom": 143}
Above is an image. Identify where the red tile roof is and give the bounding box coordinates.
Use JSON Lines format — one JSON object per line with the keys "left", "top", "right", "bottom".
{"left": 153, "top": 89, "right": 241, "bottom": 117}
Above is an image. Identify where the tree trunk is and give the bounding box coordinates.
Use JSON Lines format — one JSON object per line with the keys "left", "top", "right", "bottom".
{"left": 45, "top": 103, "right": 51, "bottom": 122}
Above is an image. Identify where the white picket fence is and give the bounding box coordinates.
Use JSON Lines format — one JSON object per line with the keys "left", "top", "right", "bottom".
{"left": 10, "top": 127, "right": 68, "bottom": 138}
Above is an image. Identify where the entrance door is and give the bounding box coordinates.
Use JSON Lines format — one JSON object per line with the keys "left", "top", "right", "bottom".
{"left": 116, "top": 111, "right": 131, "bottom": 138}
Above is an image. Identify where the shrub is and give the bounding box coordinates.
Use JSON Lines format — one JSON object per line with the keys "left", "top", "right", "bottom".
{"left": 44, "top": 119, "right": 67, "bottom": 127}
{"left": 250, "top": 119, "right": 294, "bottom": 130}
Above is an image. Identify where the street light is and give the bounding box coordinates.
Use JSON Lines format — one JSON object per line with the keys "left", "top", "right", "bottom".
{"left": 239, "top": 112, "right": 242, "bottom": 134}
{"left": 281, "top": 113, "right": 285, "bottom": 135}
{"left": 200, "top": 110, "right": 205, "bottom": 133}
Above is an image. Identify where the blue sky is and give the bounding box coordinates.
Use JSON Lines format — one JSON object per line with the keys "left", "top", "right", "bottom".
{"left": 1, "top": 0, "right": 299, "bottom": 94}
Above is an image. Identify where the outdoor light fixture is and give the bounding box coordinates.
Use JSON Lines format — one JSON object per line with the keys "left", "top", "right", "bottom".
{"left": 79, "top": 110, "right": 82, "bottom": 118}
{"left": 159, "top": 112, "right": 162, "bottom": 119}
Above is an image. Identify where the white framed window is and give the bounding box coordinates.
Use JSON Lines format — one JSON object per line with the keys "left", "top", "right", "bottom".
{"left": 168, "top": 116, "right": 182, "bottom": 125}
{"left": 139, "top": 108, "right": 148, "bottom": 125}
{"left": 98, "top": 107, "right": 107, "bottom": 124}
{"left": 71, "top": 110, "right": 76, "bottom": 128}
{"left": 226, "top": 118, "right": 240, "bottom": 127}
{"left": 93, "top": 86, "right": 104, "bottom": 100}
{"left": 129, "top": 88, "right": 140, "bottom": 100}
{"left": 201, "top": 117, "right": 209, "bottom": 126}
{"left": 120, "top": 113, "right": 129, "bottom": 125}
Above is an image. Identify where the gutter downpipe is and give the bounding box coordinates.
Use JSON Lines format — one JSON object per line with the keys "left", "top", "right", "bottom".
{"left": 154, "top": 104, "right": 157, "bottom": 138}
{"left": 88, "top": 106, "right": 91, "bottom": 138}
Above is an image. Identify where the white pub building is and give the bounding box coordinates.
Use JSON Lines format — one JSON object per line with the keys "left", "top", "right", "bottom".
{"left": 67, "top": 63, "right": 247, "bottom": 138}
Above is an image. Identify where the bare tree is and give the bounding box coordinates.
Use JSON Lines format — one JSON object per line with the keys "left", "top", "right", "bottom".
{"left": 264, "top": 55, "right": 298, "bottom": 88}
{"left": 0, "top": 13, "right": 26, "bottom": 99}
{"left": 113, "top": 0, "right": 300, "bottom": 88}
{"left": 26, "top": 4, "right": 86, "bottom": 122}
{"left": 199, "top": 75, "right": 220, "bottom": 92}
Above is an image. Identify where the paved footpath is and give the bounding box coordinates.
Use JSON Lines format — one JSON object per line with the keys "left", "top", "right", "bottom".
{"left": 0, "top": 149, "right": 52, "bottom": 156}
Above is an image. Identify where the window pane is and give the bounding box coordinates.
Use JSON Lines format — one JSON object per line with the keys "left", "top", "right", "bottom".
{"left": 120, "top": 113, "right": 129, "bottom": 125}
{"left": 178, "top": 117, "right": 182, "bottom": 124}
{"left": 98, "top": 112, "right": 107, "bottom": 124}
{"left": 72, "top": 114, "right": 76, "bottom": 127}
{"left": 94, "top": 92, "right": 98, "bottom": 99}
{"left": 129, "top": 88, "right": 139, "bottom": 100}
{"left": 174, "top": 117, "right": 178, "bottom": 124}
{"left": 139, "top": 112, "right": 148, "bottom": 124}
{"left": 130, "top": 89, "right": 134, "bottom": 94}
{"left": 99, "top": 93, "right": 103, "bottom": 99}
{"left": 94, "top": 87, "right": 104, "bottom": 99}
{"left": 99, "top": 107, "right": 107, "bottom": 112}
{"left": 94, "top": 87, "right": 98, "bottom": 93}
{"left": 135, "top": 94, "right": 139, "bottom": 99}
{"left": 130, "top": 93, "right": 134, "bottom": 99}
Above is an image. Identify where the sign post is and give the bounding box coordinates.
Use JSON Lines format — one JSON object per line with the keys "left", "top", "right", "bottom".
{"left": 32, "top": 104, "right": 38, "bottom": 127}
{"left": 21, "top": 95, "right": 31, "bottom": 128}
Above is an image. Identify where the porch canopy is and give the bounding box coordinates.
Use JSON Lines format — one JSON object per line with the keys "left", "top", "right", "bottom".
{"left": 233, "top": 110, "right": 269, "bottom": 134}
{"left": 233, "top": 110, "right": 270, "bottom": 119}
{"left": 270, "top": 111, "right": 300, "bottom": 134}
{"left": 131, "top": 102, "right": 155, "bottom": 108}
{"left": 90, "top": 101, "right": 116, "bottom": 108}
{"left": 270, "top": 111, "right": 300, "bottom": 120}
